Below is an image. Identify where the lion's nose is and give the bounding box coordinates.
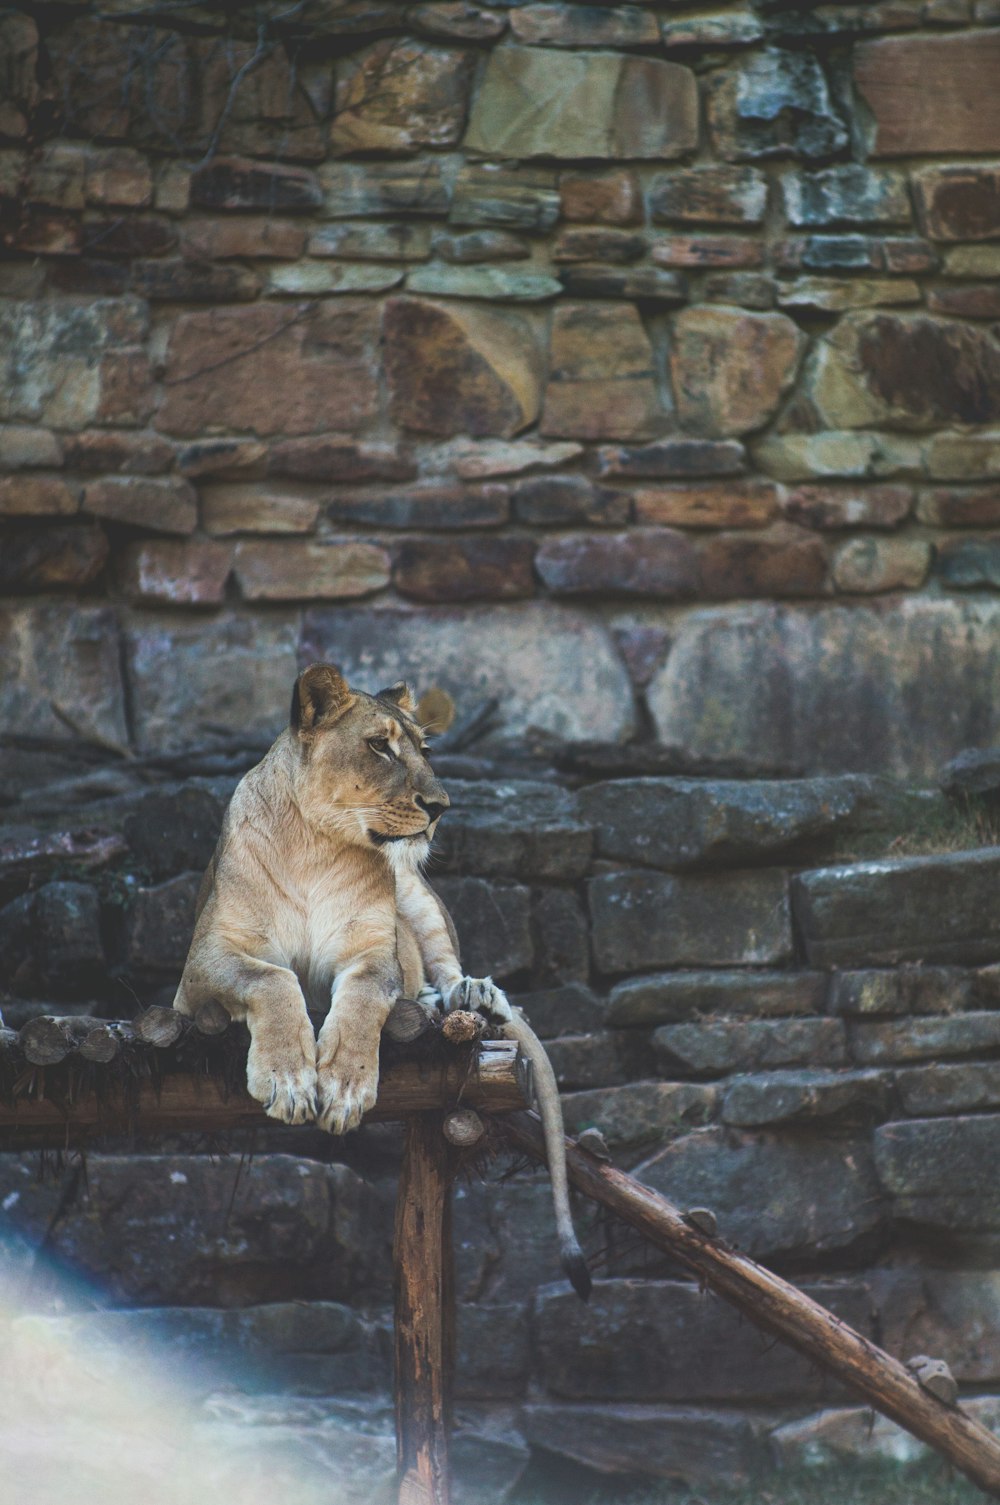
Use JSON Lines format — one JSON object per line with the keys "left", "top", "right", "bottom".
{"left": 416, "top": 796, "right": 448, "bottom": 823}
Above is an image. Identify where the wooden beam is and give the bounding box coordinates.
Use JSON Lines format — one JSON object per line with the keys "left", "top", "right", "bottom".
{"left": 502, "top": 1109, "right": 1000, "bottom": 1501}
{"left": 0, "top": 1041, "right": 528, "bottom": 1149}
{"left": 394, "top": 1115, "right": 455, "bottom": 1505}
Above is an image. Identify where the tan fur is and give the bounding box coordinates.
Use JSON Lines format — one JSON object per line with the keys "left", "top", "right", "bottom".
{"left": 174, "top": 664, "right": 588, "bottom": 1292}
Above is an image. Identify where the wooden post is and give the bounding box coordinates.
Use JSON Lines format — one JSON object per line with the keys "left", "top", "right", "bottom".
{"left": 394, "top": 1113, "right": 456, "bottom": 1505}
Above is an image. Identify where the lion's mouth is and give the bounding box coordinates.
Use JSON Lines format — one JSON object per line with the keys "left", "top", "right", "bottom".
{"left": 368, "top": 828, "right": 429, "bottom": 846}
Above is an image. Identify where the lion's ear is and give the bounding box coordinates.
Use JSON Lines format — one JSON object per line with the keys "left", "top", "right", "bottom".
{"left": 291, "top": 664, "right": 354, "bottom": 734}
{"left": 376, "top": 681, "right": 415, "bottom": 715}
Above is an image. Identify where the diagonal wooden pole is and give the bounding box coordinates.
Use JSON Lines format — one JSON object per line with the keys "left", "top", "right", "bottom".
{"left": 394, "top": 1113, "right": 456, "bottom": 1505}
{"left": 502, "top": 1109, "right": 1000, "bottom": 1500}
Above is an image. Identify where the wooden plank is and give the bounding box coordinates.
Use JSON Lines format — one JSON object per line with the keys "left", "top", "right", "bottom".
{"left": 502, "top": 1109, "right": 1000, "bottom": 1501}
{"left": 394, "top": 1114, "right": 455, "bottom": 1505}
{"left": 0, "top": 1042, "right": 529, "bottom": 1148}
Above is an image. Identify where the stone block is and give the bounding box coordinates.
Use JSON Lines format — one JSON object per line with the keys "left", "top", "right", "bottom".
{"left": 522, "top": 1403, "right": 763, "bottom": 1487}
{"left": 832, "top": 537, "right": 930, "bottom": 593}
{"left": 855, "top": 31, "right": 1000, "bottom": 154}
{"left": 649, "top": 166, "right": 767, "bottom": 225}
{"left": 0, "top": 474, "right": 76, "bottom": 516}
{"left": 654, "top": 1017, "right": 847, "bottom": 1077}
{"left": 0, "top": 603, "right": 126, "bottom": 747}
{"left": 453, "top": 1172, "right": 603, "bottom": 1299}
{"left": 333, "top": 40, "right": 474, "bottom": 153}
{"left": 184, "top": 217, "right": 307, "bottom": 261}
{"left": 320, "top": 160, "right": 450, "bottom": 218}
{"left": 66, "top": 431, "right": 175, "bottom": 477}
{"left": 431, "top": 779, "right": 591, "bottom": 880}
{"left": 512, "top": 983, "right": 606, "bottom": 1039}
{"left": 328, "top": 484, "right": 509, "bottom": 530}
{"left": 440, "top": 437, "right": 583, "bottom": 479}
{"left": 233, "top": 541, "right": 389, "bottom": 601}
{"left": 754, "top": 430, "right": 923, "bottom": 482}
{"left": 780, "top": 484, "right": 912, "bottom": 530}
{"left": 544, "top": 1031, "right": 652, "bottom": 1090}
{"left": 269, "top": 260, "right": 406, "bottom": 298}
{"left": 707, "top": 49, "right": 848, "bottom": 160}
{"left": 29, "top": 882, "right": 106, "bottom": 997}
{"left": 936, "top": 537, "right": 1000, "bottom": 589}
{"left": 433, "top": 229, "right": 530, "bottom": 262}
{"left": 927, "top": 431, "right": 1000, "bottom": 480}
{"left": 269, "top": 437, "right": 414, "bottom": 485}
{"left": 558, "top": 265, "right": 687, "bottom": 300}
{"left": 535, "top": 1276, "right": 874, "bottom": 1401}
{"left": 777, "top": 277, "right": 922, "bottom": 313}
{"left": 535, "top": 529, "right": 698, "bottom": 598}
{"left": 83, "top": 148, "right": 153, "bottom": 208}
{"left": 828, "top": 967, "right": 971, "bottom": 1017}
{"left": 541, "top": 303, "right": 662, "bottom": 440}
{"left": 927, "top": 284, "right": 1000, "bottom": 318}
{"left": 450, "top": 164, "right": 559, "bottom": 231}
{"left": 124, "top": 610, "right": 298, "bottom": 751}
{"left": 125, "top": 871, "right": 202, "bottom": 974}
{"left": 309, "top": 222, "right": 432, "bottom": 261}
{"left": 124, "top": 787, "right": 224, "bottom": 882}
{"left": 158, "top": 303, "right": 380, "bottom": 438}
{"left": 807, "top": 312, "right": 1000, "bottom": 431}
{"left": 783, "top": 167, "right": 911, "bottom": 227}
{"left": 918, "top": 487, "right": 1000, "bottom": 526}
{"left": 874, "top": 1114, "right": 1000, "bottom": 1229}
{"left": 896, "top": 1062, "right": 1000, "bottom": 1117}
{"left": 722, "top": 1069, "right": 888, "bottom": 1128}
{"left": 530, "top": 886, "right": 589, "bottom": 987}
{"left": 561, "top": 1081, "right": 717, "bottom": 1161}
{"left": 0, "top": 524, "right": 107, "bottom": 592}
{"left": 202, "top": 485, "right": 320, "bottom": 536}
{"left": 634, "top": 482, "right": 777, "bottom": 529}
{"left": 553, "top": 228, "right": 646, "bottom": 265}
{"left": 915, "top": 165, "right": 1000, "bottom": 241}
{"left": 81, "top": 476, "right": 197, "bottom": 535}
{"left": 700, "top": 524, "right": 828, "bottom": 598}
{"left": 851, "top": 1012, "right": 1000, "bottom": 1065}
{"left": 509, "top": 4, "right": 658, "bottom": 46}
{"left": 410, "top": 2, "right": 507, "bottom": 40}
{"left": 608, "top": 970, "right": 826, "bottom": 1028}
{"left": 118, "top": 540, "right": 233, "bottom": 607}
{"left": 872, "top": 1267, "right": 1000, "bottom": 1384}
{"left": 430, "top": 876, "right": 532, "bottom": 978}
{"left": 588, "top": 868, "right": 791, "bottom": 973}
{"left": 465, "top": 46, "right": 698, "bottom": 160}
{"left": 646, "top": 597, "right": 1000, "bottom": 778}
{"left": 597, "top": 437, "right": 746, "bottom": 479}
{"left": 133, "top": 260, "right": 261, "bottom": 303}
{"left": 455, "top": 1303, "right": 530, "bottom": 1399}
{"left": 0, "top": 13, "right": 38, "bottom": 138}
{"left": 793, "top": 850, "right": 1000, "bottom": 967}
{"left": 637, "top": 1127, "right": 885, "bottom": 1258}
{"left": 512, "top": 475, "right": 629, "bottom": 526}
{"left": 0, "top": 296, "right": 147, "bottom": 431}
{"left": 301, "top": 601, "right": 636, "bottom": 745}
{"left": 393, "top": 537, "right": 535, "bottom": 602}
{"left": 559, "top": 168, "right": 641, "bottom": 224}
{"left": 703, "top": 272, "right": 776, "bottom": 309}
{"left": 407, "top": 265, "right": 561, "bottom": 301}
{"left": 384, "top": 297, "right": 544, "bottom": 438}
{"left": 650, "top": 235, "right": 762, "bottom": 269}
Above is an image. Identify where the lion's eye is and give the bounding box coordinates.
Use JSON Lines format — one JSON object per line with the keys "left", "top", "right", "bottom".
{"left": 369, "top": 737, "right": 390, "bottom": 757}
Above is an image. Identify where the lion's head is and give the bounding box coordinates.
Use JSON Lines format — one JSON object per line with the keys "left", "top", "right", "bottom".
{"left": 288, "top": 663, "right": 449, "bottom": 865}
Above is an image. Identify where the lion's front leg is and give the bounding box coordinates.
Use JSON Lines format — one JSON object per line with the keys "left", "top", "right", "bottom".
{"left": 316, "top": 948, "right": 401, "bottom": 1134}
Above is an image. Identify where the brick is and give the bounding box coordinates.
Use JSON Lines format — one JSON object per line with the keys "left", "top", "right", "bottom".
{"left": 915, "top": 165, "right": 1000, "bottom": 241}
{"left": 118, "top": 539, "right": 232, "bottom": 606}
{"left": 650, "top": 236, "right": 762, "bottom": 268}
{"left": 233, "top": 540, "right": 390, "bottom": 601}
{"left": 700, "top": 525, "right": 828, "bottom": 598}
{"left": 778, "top": 278, "right": 922, "bottom": 313}
{"left": 635, "top": 482, "right": 778, "bottom": 529}
{"left": 598, "top": 439, "right": 746, "bottom": 479}
{"left": 329, "top": 485, "right": 509, "bottom": 530}
{"left": 782, "top": 166, "right": 911, "bottom": 227}
{"left": 512, "top": 475, "right": 629, "bottom": 526}
{"left": 856, "top": 31, "right": 1000, "bottom": 154}
{"left": 409, "top": 2, "right": 507, "bottom": 39}
{"left": 536, "top": 529, "right": 699, "bottom": 598}
{"left": 81, "top": 477, "right": 197, "bottom": 535}
{"left": 935, "top": 537, "right": 1000, "bottom": 588}
{"left": 393, "top": 536, "right": 535, "bottom": 601}
{"left": 552, "top": 229, "right": 645, "bottom": 264}
{"left": 558, "top": 169, "right": 642, "bottom": 225}
{"left": 0, "top": 524, "right": 108, "bottom": 591}
{"left": 917, "top": 487, "right": 1000, "bottom": 527}
{"left": 202, "top": 485, "right": 320, "bottom": 536}
{"left": 182, "top": 217, "right": 306, "bottom": 260}
{"left": 649, "top": 166, "right": 767, "bottom": 226}
{"left": 943, "top": 245, "right": 1000, "bottom": 276}
{"left": 0, "top": 473, "right": 76, "bottom": 516}
{"left": 781, "top": 484, "right": 913, "bottom": 530}
{"left": 655, "top": 1017, "right": 847, "bottom": 1076}
{"left": 669, "top": 308, "right": 804, "bottom": 437}
{"left": 541, "top": 302, "right": 662, "bottom": 441}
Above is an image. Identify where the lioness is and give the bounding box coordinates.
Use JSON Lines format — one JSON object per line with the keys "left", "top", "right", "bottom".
{"left": 173, "top": 664, "right": 590, "bottom": 1298}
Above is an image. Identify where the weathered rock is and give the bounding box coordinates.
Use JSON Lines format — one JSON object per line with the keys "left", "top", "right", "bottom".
{"left": 521, "top": 1403, "right": 763, "bottom": 1486}
{"left": 0, "top": 523, "right": 107, "bottom": 592}
{"left": 509, "top": 4, "right": 658, "bottom": 46}
{"left": 940, "top": 747, "right": 1000, "bottom": 797}
{"left": 406, "top": 264, "right": 562, "bottom": 300}
{"left": 0, "top": 602, "right": 127, "bottom": 746}
{"left": 661, "top": 9, "right": 763, "bottom": 47}
{"left": 452, "top": 1172, "right": 603, "bottom": 1301}
{"left": 158, "top": 303, "right": 380, "bottom": 438}
{"left": 828, "top": 968, "right": 972, "bottom": 1018}
{"left": 464, "top": 46, "right": 698, "bottom": 160}
{"left": 124, "top": 788, "right": 224, "bottom": 881}
{"left": 544, "top": 1031, "right": 658, "bottom": 1090}
{"left": 455, "top": 1303, "right": 530, "bottom": 1400}
{"left": 914, "top": 164, "right": 1000, "bottom": 241}
{"left": 936, "top": 537, "right": 1000, "bottom": 589}
{"left": 855, "top": 31, "right": 1000, "bottom": 155}
{"left": 301, "top": 601, "right": 636, "bottom": 745}
{"left": 770, "top": 1405, "right": 929, "bottom": 1470}
{"left": 608, "top": 970, "right": 826, "bottom": 1028}
{"left": 433, "top": 229, "right": 530, "bottom": 262}
{"left": 328, "top": 484, "right": 509, "bottom": 530}
{"left": 541, "top": 302, "right": 662, "bottom": 440}
{"left": 125, "top": 872, "right": 202, "bottom": 974}
{"left": 561, "top": 1081, "right": 717, "bottom": 1161}
{"left": 202, "top": 485, "right": 320, "bottom": 536}
{"left": 333, "top": 40, "right": 474, "bottom": 153}
{"left": 793, "top": 850, "right": 1000, "bottom": 967}
{"left": 896, "top": 1062, "right": 1000, "bottom": 1117}
{"left": 703, "top": 271, "right": 776, "bottom": 308}
{"left": 512, "top": 474, "right": 629, "bottom": 526}
{"left": 320, "top": 159, "right": 450, "bottom": 218}
{"left": 558, "top": 265, "right": 686, "bottom": 301}
{"left": 928, "top": 283, "right": 1000, "bottom": 318}
{"left": 430, "top": 876, "right": 532, "bottom": 978}
{"left": 722, "top": 1069, "right": 888, "bottom": 1128}
{"left": 394, "top": 537, "right": 535, "bottom": 602}
{"left": 597, "top": 437, "right": 746, "bottom": 479}
{"left": 588, "top": 868, "right": 791, "bottom": 973}
{"left": 636, "top": 1127, "right": 886, "bottom": 1258}
{"left": 82, "top": 477, "right": 197, "bottom": 535}
{"left": 124, "top": 611, "right": 298, "bottom": 752}
{"left": 269, "top": 437, "right": 414, "bottom": 485}
{"left": 872, "top": 1269, "right": 1000, "bottom": 1384}
{"left": 233, "top": 541, "right": 390, "bottom": 601}
{"left": 308, "top": 221, "right": 431, "bottom": 262}
{"left": 647, "top": 598, "right": 1000, "bottom": 779}
{"left": 635, "top": 482, "right": 778, "bottom": 529}
{"left": 707, "top": 49, "right": 848, "bottom": 160}
{"left": 832, "top": 537, "right": 930, "bottom": 594}
{"left": 649, "top": 166, "right": 767, "bottom": 225}
{"left": 530, "top": 886, "right": 589, "bottom": 987}
{"left": 0, "top": 426, "right": 64, "bottom": 473}
{"left": 0, "top": 296, "right": 147, "bottom": 431}
{"left": 783, "top": 167, "right": 911, "bottom": 227}
{"left": 755, "top": 429, "right": 923, "bottom": 482}
{"left": 559, "top": 168, "right": 642, "bottom": 225}
{"left": 188, "top": 158, "right": 319, "bottom": 214}
{"left": 535, "top": 529, "right": 698, "bottom": 598}
{"left": 700, "top": 524, "right": 828, "bottom": 598}
{"left": 119, "top": 540, "right": 233, "bottom": 607}
{"left": 267, "top": 262, "right": 403, "bottom": 296}
{"left": 174, "top": 439, "right": 267, "bottom": 481}
{"left": 535, "top": 1276, "right": 874, "bottom": 1400}
{"left": 778, "top": 277, "right": 922, "bottom": 313}
{"left": 851, "top": 1012, "right": 1000, "bottom": 1065}
{"left": 807, "top": 312, "right": 1000, "bottom": 430}
{"left": 0, "top": 12, "right": 38, "bottom": 138}
{"left": 184, "top": 217, "right": 307, "bottom": 261}
{"left": 410, "top": 2, "right": 507, "bottom": 41}
{"left": 20, "top": 881, "right": 106, "bottom": 998}
{"left": 431, "top": 779, "right": 591, "bottom": 880}
{"left": 874, "top": 1115, "right": 1000, "bottom": 1230}
{"left": 511, "top": 983, "right": 606, "bottom": 1039}
{"left": 384, "top": 297, "right": 544, "bottom": 438}
{"left": 553, "top": 228, "right": 645, "bottom": 265}
{"left": 133, "top": 260, "right": 261, "bottom": 303}
{"left": 781, "top": 484, "right": 912, "bottom": 530}
{"left": 655, "top": 1018, "right": 847, "bottom": 1077}
{"left": 449, "top": 164, "right": 559, "bottom": 230}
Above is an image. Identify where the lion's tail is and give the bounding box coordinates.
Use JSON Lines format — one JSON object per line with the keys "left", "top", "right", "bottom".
{"left": 504, "top": 1012, "right": 592, "bottom": 1302}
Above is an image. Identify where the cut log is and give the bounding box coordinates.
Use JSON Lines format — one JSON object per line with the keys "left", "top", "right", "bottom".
{"left": 77, "top": 1021, "right": 127, "bottom": 1063}
{"left": 502, "top": 1110, "right": 1000, "bottom": 1500}
{"left": 442, "top": 1108, "right": 484, "bottom": 1147}
{"left": 441, "top": 1010, "right": 484, "bottom": 1045}
{"left": 385, "top": 997, "right": 435, "bottom": 1045}
{"left": 193, "top": 999, "right": 230, "bottom": 1037}
{"left": 134, "top": 1005, "right": 185, "bottom": 1048}
{"left": 19, "top": 1014, "right": 118, "bottom": 1066}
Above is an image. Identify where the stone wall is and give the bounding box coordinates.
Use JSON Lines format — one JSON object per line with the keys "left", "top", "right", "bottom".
{"left": 5, "top": 767, "right": 1000, "bottom": 1496}
{"left": 4, "top": 2, "right": 1000, "bottom": 776}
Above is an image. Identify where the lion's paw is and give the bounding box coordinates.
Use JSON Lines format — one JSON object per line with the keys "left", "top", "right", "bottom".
{"left": 446, "top": 976, "right": 512, "bottom": 1023}
{"left": 316, "top": 1046, "right": 380, "bottom": 1135}
{"left": 416, "top": 983, "right": 444, "bottom": 1014}
{"left": 247, "top": 1037, "right": 318, "bottom": 1127}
